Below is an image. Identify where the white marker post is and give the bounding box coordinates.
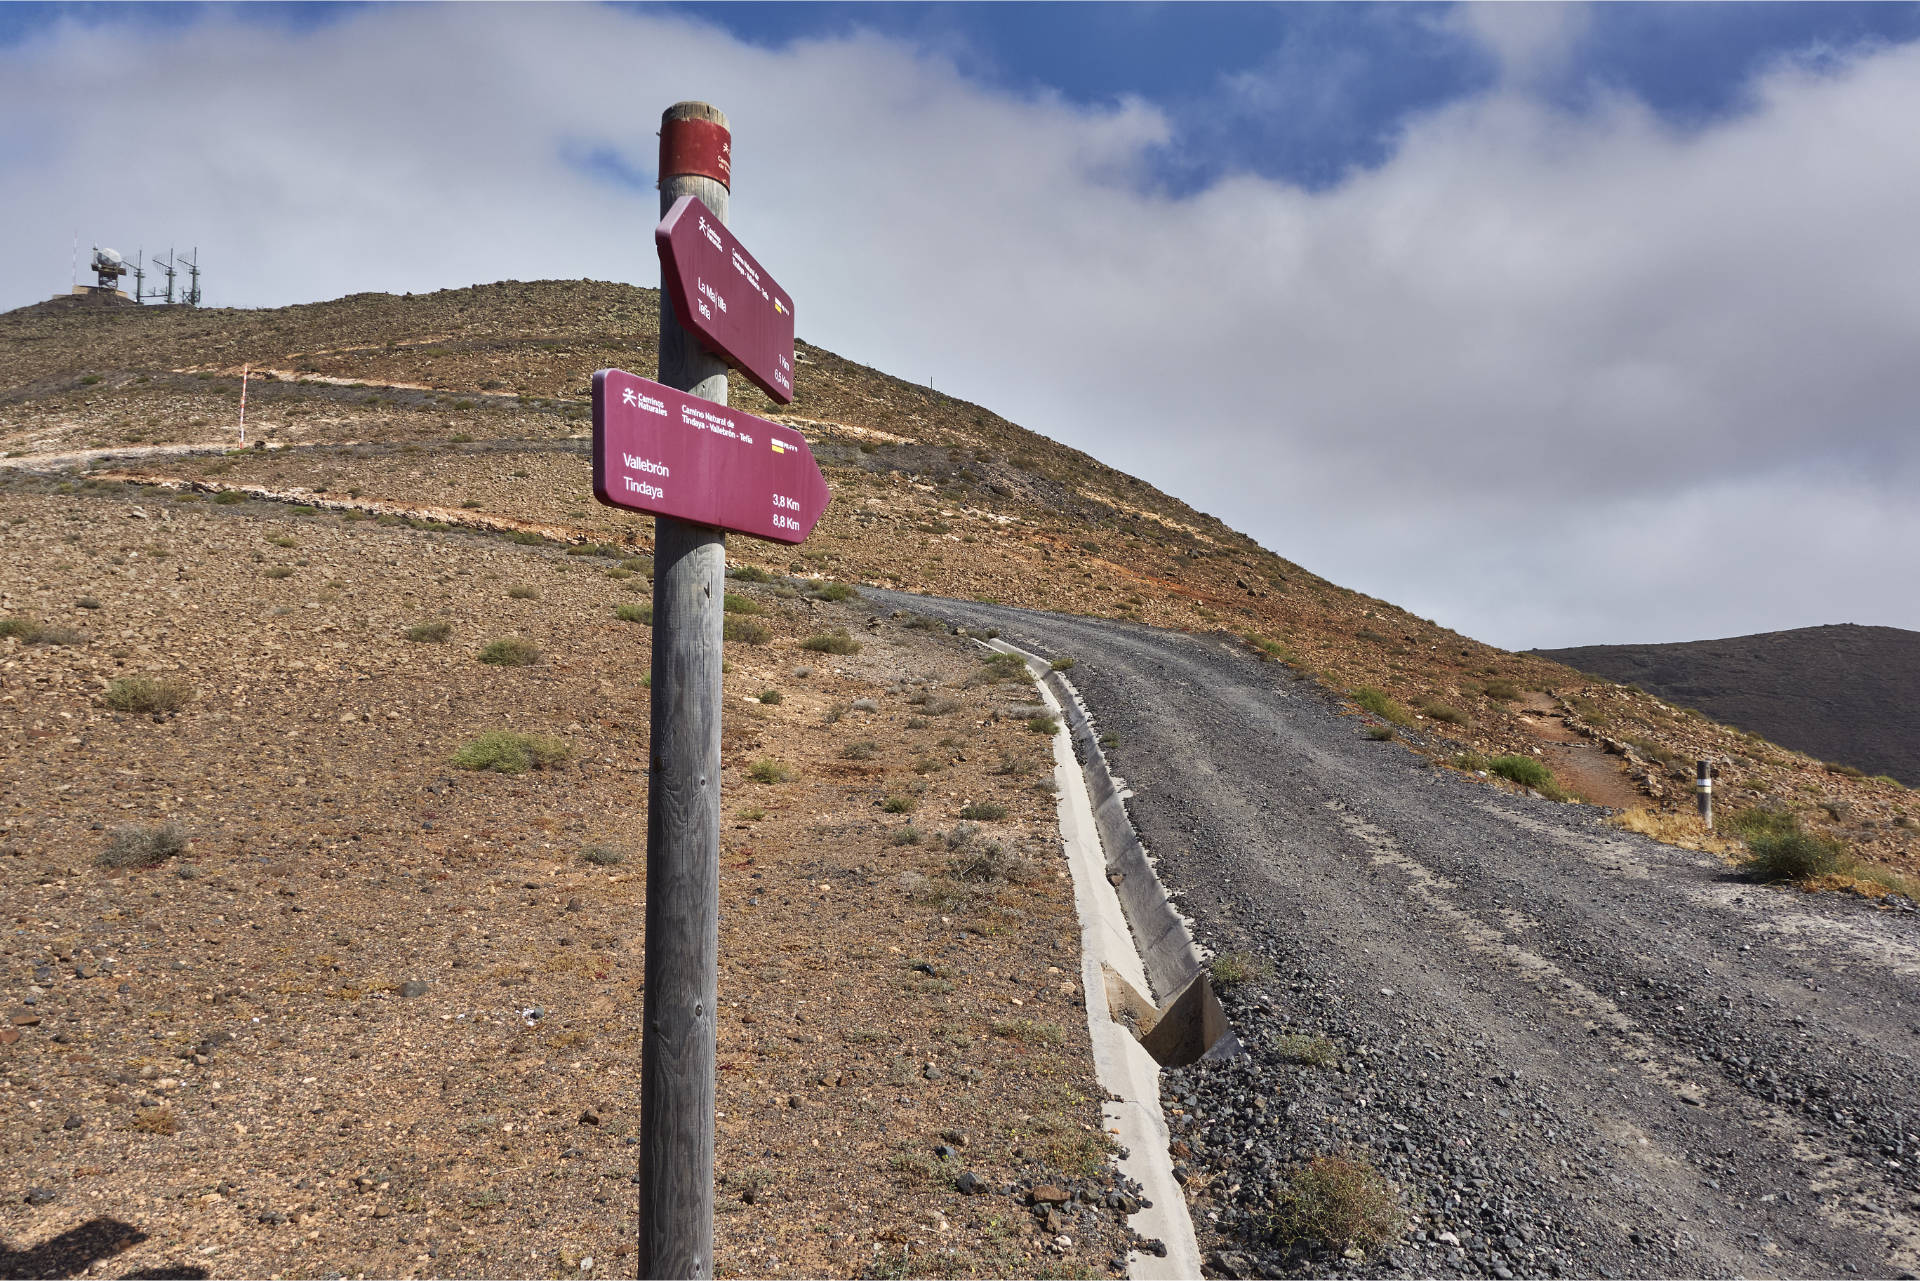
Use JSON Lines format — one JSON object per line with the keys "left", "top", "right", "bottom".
{"left": 238, "top": 364, "right": 249, "bottom": 446}
{"left": 1696, "top": 760, "right": 1713, "bottom": 828}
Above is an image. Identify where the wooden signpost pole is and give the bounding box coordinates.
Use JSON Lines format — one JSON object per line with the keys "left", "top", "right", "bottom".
{"left": 638, "top": 100, "right": 730, "bottom": 1280}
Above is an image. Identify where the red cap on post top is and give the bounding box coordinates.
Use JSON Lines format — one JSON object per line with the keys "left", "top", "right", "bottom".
{"left": 659, "top": 116, "right": 731, "bottom": 189}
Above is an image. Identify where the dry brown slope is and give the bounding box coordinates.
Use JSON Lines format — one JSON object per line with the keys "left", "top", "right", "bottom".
{"left": 5, "top": 279, "right": 1916, "bottom": 880}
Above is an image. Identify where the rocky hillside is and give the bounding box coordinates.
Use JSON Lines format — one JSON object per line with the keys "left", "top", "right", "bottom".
{"left": 4, "top": 281, "right": 1915, "bottom": 885}
{"left": 1538, "top": 623, "right": 1920, "bottom": 787}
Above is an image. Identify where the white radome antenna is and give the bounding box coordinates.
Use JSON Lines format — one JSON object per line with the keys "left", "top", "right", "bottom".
{"left": 90, "top": 247, "right": 128, "bottom": 291}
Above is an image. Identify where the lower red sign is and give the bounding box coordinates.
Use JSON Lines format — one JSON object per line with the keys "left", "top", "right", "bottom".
{"left": 591, "top": 368, "right": 830, "bottom": 544}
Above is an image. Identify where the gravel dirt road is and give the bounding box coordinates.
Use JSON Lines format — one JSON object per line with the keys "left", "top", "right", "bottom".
{"left": 874, "top": 589, "right": 1920, "bottom": 1280}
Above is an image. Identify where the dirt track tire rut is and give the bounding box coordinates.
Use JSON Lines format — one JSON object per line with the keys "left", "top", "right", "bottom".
{"left": 871, "top": 589, "right": 1920, "bottom": 1279}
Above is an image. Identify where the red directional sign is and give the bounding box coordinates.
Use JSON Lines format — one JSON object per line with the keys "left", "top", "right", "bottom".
{"left": 655, "top": 194, "right": 796, "bottom": 404}
{"left": 591, "top": 368, "right": 829, "bottom": 544}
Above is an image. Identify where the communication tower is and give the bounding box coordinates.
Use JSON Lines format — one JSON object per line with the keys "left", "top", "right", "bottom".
{"left": 89, "top": 247, "right": 129, "bottom": 295}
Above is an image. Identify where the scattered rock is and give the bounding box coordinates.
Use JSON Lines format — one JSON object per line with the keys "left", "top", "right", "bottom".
{"left": 398, "top": 979, "right": 429, "bottom": 998}
{"left": 24, "top": 1187, "right": 57, "bottom": 1206}
{"left": 955, "top": 1171, "right": 986, "bottom": 1195}
{"left": 1032, "top": 1183, "right": 1071, "bottom": 1206}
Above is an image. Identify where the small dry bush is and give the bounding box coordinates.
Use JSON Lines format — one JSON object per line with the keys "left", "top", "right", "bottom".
{"left": 800, "top": 629, "right": 859, "bottom": 654}
{"left": 1210, "top": 950, "right": 1272, "bottom": 989}
{"left": 1274, "top": 1034, "right": 1343, "bottom": 1068}
{"left": 580, "top": 846, "right": 626, "bottom": 867}
{"left": 133, "top": 1109, "right": 180, "bottom": 1136}
{"left": 809, "top": 581, "right": 858, "bottom": 602}
{"left": 722, "top": 593, "right": 762, "bottom": 615}
{"left": 405, "top": 620, "right": 452, "bottom": 643}
{"left": 958, "top": 801, "right": 1008, "bottom": 821}
{"left": 749, "top": 759, "right": 793, "bottom": 784}
{"left": 104, "top": 676, "right": 192, "bottom": 715}
{"left": 1026, "top": 714, "right": 1059, "bottom": 735}
{"left": 842, "top": 741, "right": 877, "bottom": 760}
{"left": 1419, "top": 699, "right": 1467, "bottom": 726}
{"left": 990, "top": 1018, "right": 1063, "bottom": 1046}
{"left": 882, "top": 794, "right": 917, "bottom": 813}
{"left": 1480, "top": 678, "right": 1520, "bottom": 702}
{"left": 724, "top": 616, "right": 772, "bottom": 645}
{"left": 478, "top": 637, "right": 541, "bottom": 666}
{"left": 99, "top": 822, "right": 187, "bottom": 869}
{"left": 452, "top": 730, "right": 571, "bottom": 774}
{"left": 614, "top": 602, "right": 652, "bottom": 624}
{"left": 507, "top": 585, "right": 537, "bottom": 600}
{"left": 950, "top": 841, "right": 1031, "bottom": 884}
{"left": 1607, "top": 807, "right": 1736, "bottom": 857}
{"left": 1267, "top": 1155, "right": 1403, "bottom": 1255}
{"left": 727, "top": 564, "right": 770, "bottom": 583}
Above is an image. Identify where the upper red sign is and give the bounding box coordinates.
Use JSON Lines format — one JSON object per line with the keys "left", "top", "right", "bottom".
{"left": 655, "top": 195, "right": 796, "bottom": 404}
{"left": 591, "top": 368, "right": 828, "bottom": 545}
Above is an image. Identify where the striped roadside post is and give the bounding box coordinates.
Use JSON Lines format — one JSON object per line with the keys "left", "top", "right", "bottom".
{"left": 1697, "top": 760, "right": 1713, "bottom": 828}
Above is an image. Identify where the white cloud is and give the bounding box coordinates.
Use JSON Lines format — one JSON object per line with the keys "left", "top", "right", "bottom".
{"left": 3, "top": 6, "right": 1917, "bottom": 649}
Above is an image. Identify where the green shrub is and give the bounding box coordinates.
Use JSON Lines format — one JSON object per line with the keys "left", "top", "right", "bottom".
{"left": 748, "top": 759, "right": 792, "bottom": 784}
{"left": 1364, "top": 724, "right": 1395, "bottom": 741}
{"left": 1246, "top": 633, "right": 1295, "bottom": 663}
{"left": 1732, "top": 809, "right": 1844, "bottom": 882}
{"left": 263, "top": 565, "right": 294, "bottom": 580}
{"left": 842, "top": 741, "right": 877, "bottom": 761}
{"left": 507, "top": 585, "right": 537, "bottom": 600}
{"left": 727, "top": 565, "right": 770, "bottom": 583}
{"left": 881, "top": 795, "right": 917, "bottom": 814}
{"left": 1480, "top": 678, "right": 1520, "bottom": 702}
{"left": 1419, "top": 699, "right": 1467, "bottom": 725}
{"left": 724, "top": 617, "right": 772, "bottom": 645}
{"left": 722, "top": 593, "right": 762, "bottom": 615}
{"left": 1350, "top": 686, "right": 1411, "bottom": 726}
{"left": 460, "top": 498, "right": 482, "bottom": 509}
{"left": 757, "top": 689, "right": 782, "bottom": 705}
{"left": 958, "top": 802, "right": 1008, "bottom": 821}
{"left": 809, "top": 581, "right": 858, "bottom": 602}
{"left": 566, "top": 542, "right": 621, "bottom": 558}
{"left": 452, "top": 730, "right": 571, "bottom": 774}
{"left": 1488, "top": 754, "right": 1552, "bottom": 789}
{"left": 98, "top": 822, "right": 187, "bottom": 869}
{"left": 800, "top": 629, "right": 860, "bottom": 655}
{"left": 614, "top": 603, "right": 652, "bottom": 625}
{"left": 509, "top": 530, "right": 544, "bottom": 546}
{"left": 1267, "top": 1155, "right": 1402, "bottom": 1255}
{"left": 104, "top": 676, "right": 192, "bottom": 715}
{"left": 892, "top": 827, "right": 923, "bottom": 846}
{"left": 1025, "top": 714, "right": 1059, "bottom": 735}
{"left": 580, "top": 846, "right": 626, "bottom": 867}
{"left": 1051, "top": 656, "right": 1077, "bottom": 671}
{"left": 477, "top": 637, "right": 541, "bottom": 666}
{"left": 212, "top": 490, "right": 245, "bottom": 505}
{"left": 405, "top": 620, "right": 452, "bottom": 643}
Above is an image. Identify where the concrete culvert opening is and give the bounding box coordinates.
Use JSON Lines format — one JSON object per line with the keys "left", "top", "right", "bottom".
{"left": 1103, "top": 963, "right": 1238, "bottom": 1068}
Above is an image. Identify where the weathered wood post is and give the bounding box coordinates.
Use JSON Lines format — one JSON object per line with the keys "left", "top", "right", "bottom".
{"left": 1696, "top": 759, "right": 1713, "bottom": 828}
{"left": 637, "top": 100, "right": 730, "bottom": 1280}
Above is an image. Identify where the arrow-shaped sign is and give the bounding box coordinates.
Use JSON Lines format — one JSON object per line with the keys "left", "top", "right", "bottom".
{"left": 655, "top": 194, "right": 796, "bottom": 404}
{"left": 590, "top": 368, "right": 829, "bottom": 544}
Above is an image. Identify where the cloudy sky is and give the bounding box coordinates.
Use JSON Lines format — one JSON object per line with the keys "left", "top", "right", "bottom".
{"left": 4, "top": 2, "right": 1918, "bottom": 650}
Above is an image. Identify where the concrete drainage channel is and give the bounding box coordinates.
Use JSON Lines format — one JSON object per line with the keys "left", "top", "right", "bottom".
{"left": 988, "top": 639, "right": 1236, "bottom": 1280}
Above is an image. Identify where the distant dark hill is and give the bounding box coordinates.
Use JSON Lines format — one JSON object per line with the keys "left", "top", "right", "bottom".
{"left": 1536, "top": 624, "right": 1920, "bottom": 785}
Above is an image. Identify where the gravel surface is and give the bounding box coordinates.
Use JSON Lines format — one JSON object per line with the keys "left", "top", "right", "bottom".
{"left": 873, "top": 589, "right": 1920, "bottom": 1279}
